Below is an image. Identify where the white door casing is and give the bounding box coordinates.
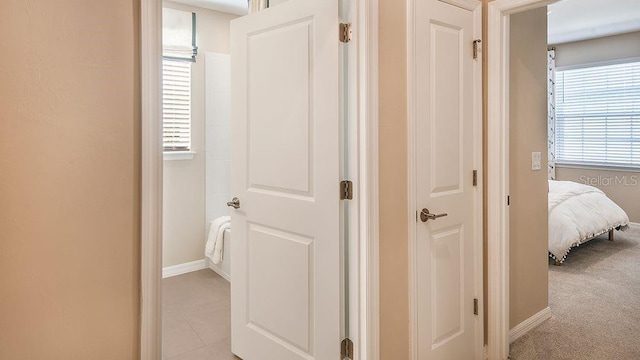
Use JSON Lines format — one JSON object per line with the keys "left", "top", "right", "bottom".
{"left": 230, "top": 1, "right": 341, "bottom": 359}
{"left": 486, "top": 1, "right": 557, "bottom": 358}
{"left": 410, "top": 0, "right": 483, "bottom": 359}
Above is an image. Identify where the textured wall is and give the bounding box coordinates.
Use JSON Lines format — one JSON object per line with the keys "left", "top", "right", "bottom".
{"left": 378, "top": 0, "right": 410, "bottom": 358}
{"left": 0, "top": 0, "right": 141, "bottom": 359}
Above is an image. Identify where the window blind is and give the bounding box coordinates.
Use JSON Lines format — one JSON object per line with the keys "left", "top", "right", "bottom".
{"left": 555, "top": 60, "right": 640, "bottom": 168}
{"left": 163, "top": 59, "right": 191, "bottom": 151}
{"left": 163, "top": 8, "right": 197, "bottom": 62}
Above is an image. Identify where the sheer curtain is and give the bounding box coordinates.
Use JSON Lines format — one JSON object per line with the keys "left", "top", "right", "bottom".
{"left": 548, "top": 48, "right": 556, "bottom": 180}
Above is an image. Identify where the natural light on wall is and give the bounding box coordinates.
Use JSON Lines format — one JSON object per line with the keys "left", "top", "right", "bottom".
{"left": 555, "top": 60, "right": 640, "bottom": 168}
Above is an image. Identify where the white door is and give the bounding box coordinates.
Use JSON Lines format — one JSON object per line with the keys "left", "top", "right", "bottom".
{"left": 414, "top": 0, "right": 481, "bottom": 359}
{"left": 229, "top": 1, "right": 341, "bottom": 360}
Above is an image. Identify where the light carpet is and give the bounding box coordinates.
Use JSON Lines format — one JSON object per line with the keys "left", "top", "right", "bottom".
{"left": 510, "top": 223, "right": 640, "bottom": 360}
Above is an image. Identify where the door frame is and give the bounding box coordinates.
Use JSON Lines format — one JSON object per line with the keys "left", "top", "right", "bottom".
{"left": 485, "top": 0, "right": 557, "bottom": 359}
{"left": 406, "top": 0, "right": 484, "bottom": 359}
{"left": 139, "top": 0, "right": 380, "bottom": 359}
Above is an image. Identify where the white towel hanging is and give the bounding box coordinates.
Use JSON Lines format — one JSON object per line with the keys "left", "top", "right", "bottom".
{"left": 205, "top": 216, "right": 230, "bottom": 264}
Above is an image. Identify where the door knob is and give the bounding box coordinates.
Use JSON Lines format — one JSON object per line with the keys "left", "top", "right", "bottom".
{"left": 420, "top": 208, "right": 447, "bottom": 222}
{"left": 226, "top": 197, "right": 240, "bottom": 209}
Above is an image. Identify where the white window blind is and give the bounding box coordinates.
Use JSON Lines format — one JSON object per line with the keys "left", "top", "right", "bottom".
{"left": 163, "top": 8, "right": 198, "bottom": 62}
{"left": 163, "top": 59, "right": 192, "bottom": 151}
{"left": 555, "top": 61, "right": 640, "bottom": 168}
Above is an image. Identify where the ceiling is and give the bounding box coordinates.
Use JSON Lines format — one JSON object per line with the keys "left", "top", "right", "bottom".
{"left": 548, "top": 0, "right": 640, "bottom": 44}
{"left": 170, "top": 0, "right": 247, "bottom": 16}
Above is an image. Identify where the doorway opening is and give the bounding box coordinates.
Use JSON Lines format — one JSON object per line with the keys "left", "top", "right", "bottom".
{"left": 160, "top": 2, "right": 243, "bottom": 358}
{"left": 141, "top": 0, "right": 380, "bottom": 359}
{"left": 487, "top": 0, "right": 640, "bottom": 358}
{"left": 508, "top": 2, "right": 640, "bottom": 359}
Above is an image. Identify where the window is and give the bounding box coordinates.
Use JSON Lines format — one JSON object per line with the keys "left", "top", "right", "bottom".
{"left": 555, "top": 60, "right": 640, "bottom": 168}
{"left": 163, "top": 60, "right": 192, "bottom": 151}
{"left": 162, "top": 8, "right": 197, "bottom": 152}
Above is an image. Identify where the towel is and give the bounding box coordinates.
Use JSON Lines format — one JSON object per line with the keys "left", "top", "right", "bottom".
{"left": 205, "top": 216, "right": 231, "bottom": 264}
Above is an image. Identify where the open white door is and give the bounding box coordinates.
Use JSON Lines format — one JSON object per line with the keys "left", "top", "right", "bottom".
{"left": 229, "top": 1, "right": 341, "bottom": 359}
{"left": 413, "top": 0, "right": 482, "bottom": 359}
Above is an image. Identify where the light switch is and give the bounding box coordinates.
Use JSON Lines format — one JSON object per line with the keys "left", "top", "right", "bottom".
{"left": 532, "top": 152, "right": 542, "bottom": 171}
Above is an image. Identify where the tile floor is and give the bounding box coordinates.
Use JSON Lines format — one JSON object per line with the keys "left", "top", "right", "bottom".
{"left": 163, "top": 269, "right": 240, "bottom": 360}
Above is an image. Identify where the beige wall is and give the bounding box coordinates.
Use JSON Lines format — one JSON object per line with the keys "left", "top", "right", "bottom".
{"left": 0, "top": 1, "right": 140, "bottom": 359}
{"left": 378, "top": 0, "right": 410, "bottom": 358}
{"left": 508, "top": 7, "right": 549, "bottom": 328}
{"left": 556, "top": 167, "right": 640, "bottom": 222}
{"left": 162, "top": 2, "right": 237, "bottom": 267}
{"left": 552, "top": 31, "right": 640, "bottom": 223}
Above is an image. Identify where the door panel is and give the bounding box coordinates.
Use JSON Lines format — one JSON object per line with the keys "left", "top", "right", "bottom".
{"left": 430, "top": 22, "right": 463, "bottom": 195}
{"left": 247, "top": 19, "right": 313, "bottom": 195}
{"left": 247, "top": 224, "right": 313, "bottom": 351}
{"left": 415, "top": 0, "right": 480, "bottom": 359}
{"left": 230, "top": 1, "right": 340, "bottom": 359}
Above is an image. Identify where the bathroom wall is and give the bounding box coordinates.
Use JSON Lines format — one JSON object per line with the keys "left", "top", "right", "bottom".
{"left": 204, "top": 52, "right": 231, "bottom": 228}
{"left": 205, "top": 52, "right": 232, "bottom": 277}
{"left": 162, "top": 1, "right": 237, "bottom": 268}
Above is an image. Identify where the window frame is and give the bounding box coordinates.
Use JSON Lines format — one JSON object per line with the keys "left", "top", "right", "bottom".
{"left": 554, "top": 57, "right": 640, "bottom": 170}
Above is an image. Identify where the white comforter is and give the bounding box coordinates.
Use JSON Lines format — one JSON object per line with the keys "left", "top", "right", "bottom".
{"left": 548, "top": 180, "right": 629, "bottom": 262}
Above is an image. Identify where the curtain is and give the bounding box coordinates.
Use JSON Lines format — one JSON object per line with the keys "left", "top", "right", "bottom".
{"left": 548, "top": 48, "right": 556, "bottom": 180}
{"left": 249, "top": 0, "right": 269, "bottom": 13}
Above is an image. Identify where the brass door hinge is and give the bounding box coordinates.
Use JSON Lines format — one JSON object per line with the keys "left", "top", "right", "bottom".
{"left": 473, "top": 170, "right": 478, "bottom": 186}
{"left": 340, "top": 180, "right": 353, "bottom": 200}
{"left": 341, "top": 338, "right": 354, "bottom": 360}
{"left": 340, "top": 23, "right": 352, "bottom": 43}
{"left": 473, "top": 39, "right": 481, "bottom": 59}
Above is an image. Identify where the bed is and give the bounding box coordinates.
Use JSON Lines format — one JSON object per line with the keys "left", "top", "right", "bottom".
{"left": 548, "top": 180, "right": 629, "bottom": 264}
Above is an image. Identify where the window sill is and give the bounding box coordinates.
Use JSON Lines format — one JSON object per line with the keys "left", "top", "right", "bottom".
{"left": 556, "top": 163, "right": 640, "bottom": 173}
{"left": 163, "top": 151, "right": 196, "bottom": 161}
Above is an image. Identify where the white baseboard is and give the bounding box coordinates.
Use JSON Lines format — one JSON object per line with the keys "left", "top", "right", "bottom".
{"left": 509, "top": 307, "right": 551, "bottom": 344}
{"left": 207, "top": 258, "right": 231, "bottom": 282}
{"left": 162, "top": 259, "right": 207, "bottom": 278}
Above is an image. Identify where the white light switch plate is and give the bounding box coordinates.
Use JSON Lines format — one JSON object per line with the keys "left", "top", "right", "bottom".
{"left": 532, "top": 152, "right": 542, "bottom": 170}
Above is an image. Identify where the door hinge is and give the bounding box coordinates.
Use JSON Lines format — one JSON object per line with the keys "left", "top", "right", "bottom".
{"left": 474, "top": 298, "right": 479, "bottom": 315}
{"left": 472, "top": 170, "right": 478, "bottom": 186}
{"left": 340, "top": 180, "right": 353, "bottom": 200}
{"left": 340, "top": 23, "right": 352, "bottom": 43}
{"left": 341, "top": 338, "right": 354, "bottom": 360}
{"left": 507, "top": 195, "right": 511, "bottom": 206}
{"left": 473, "top": 39, "right": 482, "bottom": 59}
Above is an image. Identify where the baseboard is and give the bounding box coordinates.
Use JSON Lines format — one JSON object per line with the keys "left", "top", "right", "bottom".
{"left": 207, "top": 259, "right": 231, "bottom": 282}
{"left": 509, "top": 307, "right": 551, "bottom": 344}
{"left": 162, "top": 259, "right": 207, "bottom": 279}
